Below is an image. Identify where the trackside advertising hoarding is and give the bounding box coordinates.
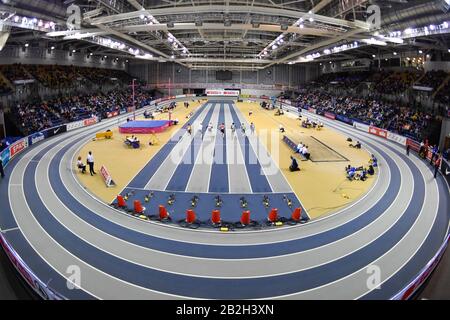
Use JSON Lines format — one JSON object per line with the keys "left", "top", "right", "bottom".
{"left": 205, "top": 89, "right": 240, "bottom": 96}
{"left": 0, "top": 94, "right": 447, "bottom": 300}
{"left": 41, "top": 124, "right": 67, "bottom": 139}
{"left": 0, "top": 97, "right": 196, "bottom": 299}
{"left": 0, "top": 233, "right": 63, "bottom": 300}
{"left": 9, "top": 138, "right": 28, "bottom": 159}
{"left": 1, "top": 147, "right": 10, "bottom": 167}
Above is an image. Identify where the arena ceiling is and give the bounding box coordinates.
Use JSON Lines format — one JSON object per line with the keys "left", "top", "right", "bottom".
{"left": 0, "top": 0, "right": 449, "bottom": 70}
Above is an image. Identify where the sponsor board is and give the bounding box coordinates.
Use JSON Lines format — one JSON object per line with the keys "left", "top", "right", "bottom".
{"left": 308, "top": 107, "right": 317, "bottom": 114}
{"left": 393, "top": 234, "right": 450, "bottom": 300}
{"left": 42, "top": 125, "right": 67, "bottom": 139}
{"left": 406, "top": 138, "right": 420, "bottom": 152}
{"left": 324, "top": 112, "right": 336, "bottom": 120}
{"left": 0, "top": 234, "right": 61, "bottom": 300}
{"left": 368, "top": 126, "right": 388, "bottom": 139}
{"left": 353, "top": 122, "right": 369, "bottom": 132}
{"left": 83, "top": 117, "right": 97, "bottom": 127}
{"left": 9, "top": 138, "right": 28, "bottom": 158}
{"left": 205, "top": 89, "right": 240, "bottom": 96}
{"left": 66, "top": 120, "right": 84, "bottom": 131}
{"left": 100, "top": 165, "right": 116, "bottom": 187}
{"left": 336, "top": 115, "right": 353, "bottom": 125}
{"left": 1, "top": 147, "right": 10, "bottom": 167}
{"left": 387, "top": 132, "right": 407, "bottom": 146}
{"left": 28, "top": 132, "right": 45, "bottom": 146}
{"left": 106, "top": 111, "right": 119, "bottom": 118}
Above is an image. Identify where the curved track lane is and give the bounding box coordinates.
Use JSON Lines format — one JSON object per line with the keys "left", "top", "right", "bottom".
{"left": 1, "top": 108, "right": 449, "bottom": 299}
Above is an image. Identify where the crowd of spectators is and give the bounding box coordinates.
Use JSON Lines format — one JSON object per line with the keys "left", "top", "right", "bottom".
{"left": 415, "top": 70, "right": 448, "bottom": 89}
{"left": 295, "top": 89, "right": 435, "bottom": 141}
{"left": 373, "top": 71, "right": 420, "bottom": 94}
{"left": 315, "top": 71, "right": 371, "bottom": 89}
{"left": 11, "top": 87, "right": 153, "bottom": 136}
{"left": 0, "top": 64, "right": 32, "bottom": 83}
{"left": 435, "top": 80, "right": 450, "bottom": 105}
{"left": 77, "top": 67, "right": 133, "bottom": 85}
{"left": 0, "top": 64, "right": 135, "bottom": 89}
{"left": 27, "top": 64, "right": 81, "bottom": 88}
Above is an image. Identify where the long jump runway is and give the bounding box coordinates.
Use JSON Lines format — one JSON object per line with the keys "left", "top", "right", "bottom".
{"left": 122, "top": 101, "right": 302, "bottom": 222}
{"left": 0, "top": 99, "right": 449, "bottom": 299}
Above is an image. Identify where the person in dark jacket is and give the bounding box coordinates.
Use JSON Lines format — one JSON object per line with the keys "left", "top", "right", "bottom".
{"left": 0, "top": 158, "right": 5, "bottom": 179}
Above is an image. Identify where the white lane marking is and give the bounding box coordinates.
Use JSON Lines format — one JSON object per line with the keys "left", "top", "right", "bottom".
{"left": 0, "top": 227, "right": 19, "bottom": 233}
{"left": 144, "top": 104, "right": 212, "bottom": 190}
{"left": 263, "top": 113, "right": 441, "bottom": 299}
{"left": 51, "top": 114, "right": 412, "bottom": 277}
{"left": 185, "top": 103, "right": 220, "bottom": 192}
{"left": 66, "top": 107, "right": 391, "bottom": 243}
{"left": 224, "top": 103, "right": 252, "bottom": 193}
{"left": 14, "top": 137, "right": 195, "bottom": 300}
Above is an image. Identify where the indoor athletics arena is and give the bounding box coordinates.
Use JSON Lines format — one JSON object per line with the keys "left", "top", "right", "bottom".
{"left": 0, "top": 0, "right": 449, "bottom": 303}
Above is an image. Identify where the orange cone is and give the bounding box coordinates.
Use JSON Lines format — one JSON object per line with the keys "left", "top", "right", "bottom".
{"left": 134, "top": 200, "right": 145, "bottom": 214}
{"left": 291, "top": 207, "right": 302, "bottom": 221}
{"left": 117, "top": 195, "right": 127, "bottom": 208}
{"left": 211, "top": 210, "right": 221, "bottom": 224}
{"left": 240, "top": 210, "right": 250, "bottom": 225}
{"left": 268, "top": 208, "right": 278, "bottom": 222}
{"left": 186, "top": 209, "right": 196, "bottom": 224}
{"left": 159, "top": 205, "right": 169, "bottom": 220}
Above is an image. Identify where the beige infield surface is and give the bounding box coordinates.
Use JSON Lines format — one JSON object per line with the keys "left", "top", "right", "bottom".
{"left": 75, "top": 100, "right": 376, "bottom": 219}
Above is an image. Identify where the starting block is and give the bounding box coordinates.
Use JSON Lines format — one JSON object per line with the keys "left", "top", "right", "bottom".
{"left": 95, "top": 130, "right": 113, "bottom": 140}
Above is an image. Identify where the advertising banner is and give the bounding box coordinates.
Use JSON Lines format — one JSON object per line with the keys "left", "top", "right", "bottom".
{"left": 205, "top": 89, "right": 240, "bottom": 96}
{"left": 336, "top": 115, "right": 353, "bottom": 125}
{"left": 0, "top": 234, "right": 62, "bottom": 300}
{"left": 393, "top": 234, "right": 450, "bottom": 300}
{"left": 28, "top": 132, "right": 45, "bottom": 146}
{"left": 406, "top": 138, "right": 421, "bottom": 152}
{"left": 106, "top": 111, "right": 119, "bottom": 118}
{"left": 353, "top": 121, "right": 369, "bottom": 133}
{"left": 308, "top": 107, "right": 317, "bottom": 114}
{"left": 441, "top": 159, "right": 450, "bottom": 187}
{"left": 387, "top": 131, "right": 407, "bottom": 146}
{"left": 9, "top": 138, "right": 28, "bottom": 159}
{"left": 100, "top": 165, "right": 116, "bottom": 187}
{"left": 83, "top": 117, "right": 97, "bottom": 127}
{"left": 368, "top": 126, "right": 388, "bottom": 139}
{"left": 1, "top": 147, "right": 10, "bottom": 167}
{"left": 42, "top": 125, "right": 67, "bottom": 139}
{"left": 324, "top": 112, "right": 336, "bottom": 120}
{"left": 66, "top": 120, "right": 84, "bottom": 131}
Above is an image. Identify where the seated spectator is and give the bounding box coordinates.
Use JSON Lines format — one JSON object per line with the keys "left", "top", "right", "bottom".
{"left": 301, "top": 145, "right": 310, "bottom": 160}
{"left": 349, "top": 141, "right": 361, "bottom": 149}
{"left": 289, "top": 156, "right": 300, "bottom": 172}
{"left": 346, "top": 166, "right": 357, "bottom": 180}
{"left": 77, "top": 156, "right": 86, "bottom": 174}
